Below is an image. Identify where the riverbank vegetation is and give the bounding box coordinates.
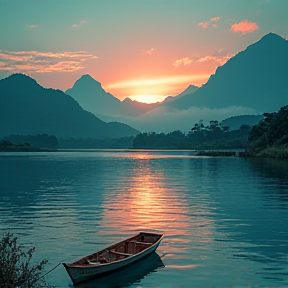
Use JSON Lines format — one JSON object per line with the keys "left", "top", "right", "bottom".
{"left": 0, "top": 134, "right": 58, "bottom": 151}
{"left": 1, "top": 106, "right": 287, "bottom": 158}
{"left": 247, "top": 105, "right": 288, "bottom": 158}
{"left": 133, "top": 121, "right": 251, "bottom": 150}
{"left": 0, "top": 233, "right": 51, "bottom": 288}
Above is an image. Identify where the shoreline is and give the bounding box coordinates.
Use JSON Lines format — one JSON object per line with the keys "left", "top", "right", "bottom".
{"left": 1, "top": 147, "right": 287, "bottom": 159}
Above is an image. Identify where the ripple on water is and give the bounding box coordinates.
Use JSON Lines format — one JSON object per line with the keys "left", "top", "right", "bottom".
{"left": 0, "top": 151, "right": 288, "bottom": 287}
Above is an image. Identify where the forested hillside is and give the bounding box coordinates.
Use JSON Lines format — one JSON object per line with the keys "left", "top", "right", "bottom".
{"left": 247, "top": 105, "right": 288, "bottom": 157}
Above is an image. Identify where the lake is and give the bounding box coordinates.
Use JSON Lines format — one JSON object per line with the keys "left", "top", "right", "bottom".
{"left": 0, "top": 150, "right": 288, "bottom": 288}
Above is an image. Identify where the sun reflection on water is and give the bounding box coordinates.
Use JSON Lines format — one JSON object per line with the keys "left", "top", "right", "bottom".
{"left": 98, "top": 160, "right": 214, "bottom": 265}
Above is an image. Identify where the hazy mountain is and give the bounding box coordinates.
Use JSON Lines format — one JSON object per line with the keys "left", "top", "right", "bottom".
{"left": 0, "top": 74, "right": 138, "bottom": 138}
{"left": 65, "top": 74, "right": 123, "bottom": 115}
{"left": 164, "top": 33, "right": 288, "bottom": 112}
{"left": 115, "top": 32, "right": 288, "bottom": 132}
{"left": 121, "top": 97, "right": 161, "bottom": 115}
{"left": 66, "top": 75, "right": 162, "bottom": 116}
{"left": 221, "top": 115, "right": 264, "bottom": 130}
{"left": 164, "top": 84, "right": 199, "bottom": 103}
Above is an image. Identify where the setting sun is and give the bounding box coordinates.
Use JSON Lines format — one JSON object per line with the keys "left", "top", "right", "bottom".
{"left": 129, "top": 94, "right": 166, "bottom": 103}
{"left": 105, "top": 74, "right": 210, "bottom": 103}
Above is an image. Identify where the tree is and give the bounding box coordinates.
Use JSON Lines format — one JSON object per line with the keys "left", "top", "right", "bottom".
{"left": 0, "top": 232, "right": 51, "bottom": 288}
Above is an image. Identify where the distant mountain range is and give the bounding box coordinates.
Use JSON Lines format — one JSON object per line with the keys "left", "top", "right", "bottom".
{"left": 163, "top": 85, "right": 199, "bottom": 103}
{"left": 221, "top": 115, "right": 264, "bottom": 130}
{"left": 0, "top": 74, "right": 138, "bottom": 139}
{"left": 66, "top": 75, "right": 163, "bottom": 116}
{"left": 110, "top": 32, "right": 288, "bottom": 132}
{"left": 1, "top": 32, "right": 287, "bottom": 137}
{"left": 65, "top": 75, "right": 197, "bottom": 117}
{"left": 163, "top": 33, "right": 288, "bottom": 113}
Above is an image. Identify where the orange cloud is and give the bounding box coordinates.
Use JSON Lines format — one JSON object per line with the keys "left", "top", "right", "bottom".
{"left": 198, "top": 21, "right": 209, "bottom": 29}
{"left": 173, "top": 57, "right": 193, "bottom": 67}
{"left": 198, "top": 17, "right": 220, "bottom": 29}
{"left": 0, "top": 50, "right": 98, "bottom": 73}
{"left": 173, "top": 50, "right": 234, "bottom": 67}
{"left": 230, "top": 20, "right": 258, "bottom": 34}
{"left": 210, "top": 17, "right": 220, "bottom": 22}
{"left": 72, "top": 20, "right": 87, "bottom": 29}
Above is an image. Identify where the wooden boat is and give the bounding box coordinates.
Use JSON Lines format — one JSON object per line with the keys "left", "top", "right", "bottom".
{"left": 63, "top": 231, "right": 164, "bottom": 285}
{"left": 77, "top": 252, "right": 164, "bottom": 288}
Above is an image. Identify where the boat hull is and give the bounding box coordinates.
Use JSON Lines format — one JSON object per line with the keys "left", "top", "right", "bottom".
{"left": 63, "top": 233, "right": 163, "bottom": 285}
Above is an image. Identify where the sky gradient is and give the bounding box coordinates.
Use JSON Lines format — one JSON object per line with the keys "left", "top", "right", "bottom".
{"left": 0, "top": 0, "right": 287, "bottom": 103}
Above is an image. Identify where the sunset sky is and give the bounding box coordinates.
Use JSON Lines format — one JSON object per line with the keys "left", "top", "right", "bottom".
{"left": 0, "top": 0, "right": 287, "bottom": 103}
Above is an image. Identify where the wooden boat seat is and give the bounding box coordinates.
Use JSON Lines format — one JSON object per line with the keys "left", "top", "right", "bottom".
{"left": 109, "top": 250, "right": 133, "bottom": 256}
{"left": 87, "top": 260, "right": 100, "bottom": 265}
{"left": 130, "top": 241, "right": 153, "bottom": 245}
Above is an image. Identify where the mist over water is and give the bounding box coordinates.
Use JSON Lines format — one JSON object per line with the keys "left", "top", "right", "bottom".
{"left": 0, "top": 151, "right": 288, "bottom": 287}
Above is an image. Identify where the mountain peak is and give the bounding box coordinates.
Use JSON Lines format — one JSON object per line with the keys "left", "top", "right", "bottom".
{"left": 80, "top": 74, "right": 98, "bottom": 81}
{"left": 246, "top": 32, "right": 288, "bottom": 54}
{"left": 68, "top": 74, "right": 102, "bottom": 90}
{"left": 3, "top": 73, "right": 38, "bottom": 84}
{"left": 123, "top": 97, "right": 133, "bottom": 103}
{"left": 164, "top": 32, "right": 288, "bottom": 114}
{"left": 261, "top": 32, "right": 286, "bottom": 42}
{"left": 1, "top": 73, "right": 42, "bottom": 92}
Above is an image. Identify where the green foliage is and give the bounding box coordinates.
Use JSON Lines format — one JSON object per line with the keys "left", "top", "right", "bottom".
{"left": 0, "top": 233, "right": 51, "bottom": 288}
{"left": 133, "top": 124, "right": 251, "bottom": 150}
{"left": 133, "top": 131, "right": 186, "bottom": 149}
{"left": 0, "top": 139, "right": 13, "bottom": 148}
{"left": 248, "top": 105, "right": 288, "bottom": 156}
{"left": 58, "top": 136, "right": 135, "bottom": 149}
{"left": 5, "top": 134, "right": 59, "bottom": 149}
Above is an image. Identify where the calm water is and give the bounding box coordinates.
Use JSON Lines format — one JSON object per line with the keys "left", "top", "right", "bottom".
{"left": 0, "top": 150, "right": 288, "bottom": 288}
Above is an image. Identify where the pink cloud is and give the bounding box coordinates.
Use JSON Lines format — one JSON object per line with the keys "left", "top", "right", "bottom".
{"left": 173, "top": 50, "right": 235, "bottom": 67}
{"left": 230, "top": 20, "right": 259, "bottom": 34}
{"left": 210, "top": 17, "right": 220, "bottom": 22}
{"left": 198, "top": 17, "right": 220, "bottom": 29}
{"left": 173, "top": 57, "right": 193, "bottom": 67}
{"left": 0, "top": 50, "right": 98, "bottom": 73}
{"left": 198, "top": 21, "right": 209, "bottom": 29}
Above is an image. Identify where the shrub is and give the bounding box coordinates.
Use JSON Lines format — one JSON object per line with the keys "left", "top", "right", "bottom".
{"left": 0, "top": 232, "right": 51, "bottom": 288}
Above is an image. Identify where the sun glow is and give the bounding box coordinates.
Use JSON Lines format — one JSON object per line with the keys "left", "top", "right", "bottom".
{"left": 98, "top": 160, "right": 213, "bottom": 248}
{"left": 129, "top": 94, "right": 167, "bottom": 103}
{"left": 105, "top": 74, "right": 210, "bottom": 103}
{"left": 106, "top": 75, "right": 208, "bottom": 89}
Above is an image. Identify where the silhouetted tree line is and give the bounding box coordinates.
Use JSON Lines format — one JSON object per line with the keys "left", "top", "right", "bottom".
{"left": 58, "top": 136, "right": 135, "bottom": 149}
{"left": 133, "top": 122, "right": 251, "bottom": 149}
{"left": 0, "top": 134, "right": 59, "bottom": 150}
{"left": 247, "top": 105, "right": 288, "bottom": 157}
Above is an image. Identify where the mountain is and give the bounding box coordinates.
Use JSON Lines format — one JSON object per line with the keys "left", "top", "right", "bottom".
{"left": 117, "top": 32, "right": 288, "bottom": 132}
{"left": 221, "top": 115, "right": 264, "bottom": 130}
{"left": 0, "top": 74, "right": 139, "bottom": 139}
{"left": 66, "top": 75, "right": 162, "bottom": 116}
{"left": 65, "top": 74, "right": 123, "bottom": 115}
{"left": 163, "top": 33, "right": 288, "bottom": 112}
{"left": 121, "top": 97, "right": 162, "bottom": 115}
{"left": 164, "top": 84, "right": 199, "bottom": 103}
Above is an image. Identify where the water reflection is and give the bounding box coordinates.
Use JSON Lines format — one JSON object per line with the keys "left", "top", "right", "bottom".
{"left": 98, "top": 159, "right": 214, "bottom": 264}
{"left": 1, "top": 152, "right": 288, "bottom": 287}
{"left": 76, "top": 252, "right": 164, "bottom": 288}
{"left": 247, "top": 158, "right": 288, "bottom": 204}
{"left": 196, "top": 157, "right": 288, "bottom": 282}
